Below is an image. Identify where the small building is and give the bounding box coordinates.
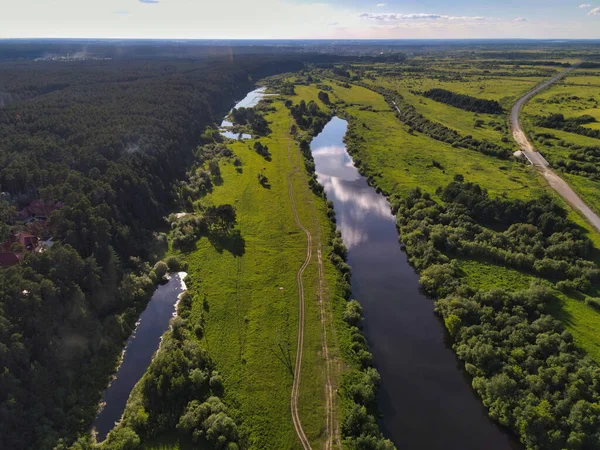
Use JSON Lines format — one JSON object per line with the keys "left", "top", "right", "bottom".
{"left": 0, "top": 252, "right": 20, "bottom": 267}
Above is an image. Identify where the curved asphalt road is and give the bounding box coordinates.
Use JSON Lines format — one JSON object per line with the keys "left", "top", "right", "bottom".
{"left": 510, "top": 64, "right": 600, "bottom": 233}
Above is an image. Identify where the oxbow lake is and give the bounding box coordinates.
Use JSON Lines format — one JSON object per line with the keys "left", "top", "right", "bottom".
{"left": 92, "top": 272, "right": 187, "bottom": 442}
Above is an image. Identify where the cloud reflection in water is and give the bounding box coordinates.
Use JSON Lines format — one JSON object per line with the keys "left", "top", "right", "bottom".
{"left": 313, "top": 144, "right": 394, "bottom": 250}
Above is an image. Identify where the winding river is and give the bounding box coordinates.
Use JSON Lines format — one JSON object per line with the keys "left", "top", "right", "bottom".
{"left": 311, "top": 117, "right": 518, "bottom": 450}
{"left": 93, "top": 272, "right": 186, "bottom": 442}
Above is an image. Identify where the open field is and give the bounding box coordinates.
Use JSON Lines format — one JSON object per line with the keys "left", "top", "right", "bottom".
{"left": 164, "top": 100, "right": 346, "bottom": 449}
{"left": 300, "top": 68, "right": 600, "bottom": 369}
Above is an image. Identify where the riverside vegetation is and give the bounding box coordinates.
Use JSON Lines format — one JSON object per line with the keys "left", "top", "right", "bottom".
{"left": 90, "top": 77, "right": 392, "bottom": 449}
{"left": 284, "top": 50, "right": 600, "bottom": 449}
{"left": 4, "top": 43, "right": 600, "bottom": 450}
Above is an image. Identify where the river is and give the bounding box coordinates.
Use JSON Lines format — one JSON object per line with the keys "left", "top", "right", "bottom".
{"left": 220, "top": 86, "right": 267, "bottom": 139}
{"left": 92, "top": 86, "right": 267, "bottom": 442}
{"left": 311, "top": 117, "right": 517, "bottom": 450}
{"left": 92, "top": 272, "right": 187, "bottom": 442}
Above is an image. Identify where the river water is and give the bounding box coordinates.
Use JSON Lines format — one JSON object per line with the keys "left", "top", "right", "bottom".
{"left": 92, "top": 272, "right": 186, "bottom": 442}
{"left": 311, "top": 117, "right": 517, "bottom": 450}
{"left": 220, "top": 86, "right": 267, "bottom": 140}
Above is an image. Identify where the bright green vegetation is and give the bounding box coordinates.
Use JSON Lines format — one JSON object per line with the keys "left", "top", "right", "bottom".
{"left": 0, "top": 57, "right": 307, "bottom": 450}
{"left": 176, "top": 105, "right": 332, "bottom": 449}
{"left": 128, "top": 95, "right": 370, "bottom": 449}
{"left": 521, "top": 68, "right": 600, "bottom": 216}
{"left": 292, "top": 56, "right": 600, "bottom": 449}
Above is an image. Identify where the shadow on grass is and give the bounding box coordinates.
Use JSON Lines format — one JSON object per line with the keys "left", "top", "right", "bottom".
{"left": 176, "top": 230, "right": 245, "bottom": 258}
{"left": 207, "top": 230, "right": 246, "bottom": 257}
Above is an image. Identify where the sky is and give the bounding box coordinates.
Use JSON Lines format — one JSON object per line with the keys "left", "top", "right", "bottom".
{"left": 0, "top": 0, "right": 599, "bottom": 40}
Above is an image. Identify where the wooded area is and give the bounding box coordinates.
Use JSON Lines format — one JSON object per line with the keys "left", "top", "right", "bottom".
{"left": 0, "top": 56, "right": 302, "bottom": 450}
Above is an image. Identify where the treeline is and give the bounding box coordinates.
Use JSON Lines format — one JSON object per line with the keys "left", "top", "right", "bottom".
{"left": 553, "top": 143, "right": 600, "bottom": 180}
{"left": 287, "top": 101, "right": 393, "bottom": 449}
{"left": 422, "top": 88, "right": 504, "bottom": 114}
{"left": 229, "top": 107, "right": 269, "bottom": 135}
{"left": 0, "top": 56, "right": 303, "bottom": 450}
{"left": 325, "top": 74, "right": 512, "bottom": 159}
{"left": 288, "top": 99, "right": 331, "bottom": 136}
{"left": 579, "top": 62, "right": 600, "bottom": 69}
{"left": 481, "top": 60, "right": 571, "bottom": 68}
{"left": 400, "top": 180, "right": 598, "bottom": 293}
{"left": 536, "top": 113, "right": 600, "bottom": 140}
{"left": 391, "top": 181, "right": 600, "bottom": 449}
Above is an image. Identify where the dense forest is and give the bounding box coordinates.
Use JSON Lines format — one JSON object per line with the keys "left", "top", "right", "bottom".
{"left": 391, "top": 181, "right": 600, "bottom": 449}
{"left": 422, "top": 88, "right": 504, "bottom": 114}
{"left": 0, "top": 56, "right": 303, "bottom": 450}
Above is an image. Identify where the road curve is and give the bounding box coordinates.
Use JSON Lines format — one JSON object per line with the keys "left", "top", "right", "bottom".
{"left": 510, "top": 65, "right": 600, "bottom": 233}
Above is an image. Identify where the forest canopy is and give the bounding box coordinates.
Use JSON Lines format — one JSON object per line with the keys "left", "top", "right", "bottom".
{"left": 0, "top": 55, "right": 303, "bottom": 450}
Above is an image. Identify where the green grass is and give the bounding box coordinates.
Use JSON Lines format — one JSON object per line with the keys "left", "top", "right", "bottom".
{"left": 305, "top": 72, "right": 600, "bottom": 366}
{"left": 168, "top": 101, "right": 346, "bottom": 449}
{"left": 460, "top": 259, "right": 600, "bottom": 363}
{"left": 304, "top": 80, "right": 545, "bottom": 201}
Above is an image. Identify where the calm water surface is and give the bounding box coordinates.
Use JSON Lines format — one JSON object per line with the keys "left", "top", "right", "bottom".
{"left": 311, "top": 117, "right": 517, "bottom": 450}
{"left": 220, "top": 86, "right": 267, "bottom": 139}
{"left": 93, "top": 273, "right": 186, "bottom": 441}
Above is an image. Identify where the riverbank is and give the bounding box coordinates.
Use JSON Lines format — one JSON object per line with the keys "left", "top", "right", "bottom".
{"left": 290, "top": 70, "right": 600, "bottom": 449}
{"left": 159, "top": 94, "right": 347, "bottom": 448}
{"left": 310, "top": 116, "right": 516, "bottom": 449}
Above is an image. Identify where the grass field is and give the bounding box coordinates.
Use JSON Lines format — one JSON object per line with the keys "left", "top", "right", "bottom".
{"left": 161, "top": 99, "right": 348, "bottom": 449}
{"left": 302, "top": 70, "right": 600, "bottom": 366}
{"left": 520, "top": 68, "right": 600, "bottom": 216}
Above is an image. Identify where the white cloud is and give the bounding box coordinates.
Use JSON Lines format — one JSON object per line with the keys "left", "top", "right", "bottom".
{"left": 579, "top": 4, "right": 592, "bottom": 8}
{"left": 360, "top": 12, "right": 488, "bottom": 21}
{"left": 589, "top": 7, "right": 600, "bottom": 15}
{"left": 514, "top": 17, "right": 527, "bottom": 22}
{"left": 376, "top": 3, "right": 386, "bottom": 7}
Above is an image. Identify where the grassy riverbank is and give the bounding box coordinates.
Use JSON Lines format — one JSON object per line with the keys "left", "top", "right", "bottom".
{"left": 151, "top": 98, "right": 352, "bottom": 449}
{"left": 294, "top": 70, "right": 600, "bottom": 365}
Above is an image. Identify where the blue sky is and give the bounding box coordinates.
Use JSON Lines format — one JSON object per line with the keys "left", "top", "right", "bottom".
{"left": 1, "top": 0, "right": 599, "bottom": 39}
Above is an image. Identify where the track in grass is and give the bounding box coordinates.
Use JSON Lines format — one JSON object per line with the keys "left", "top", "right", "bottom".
{"left": 286, "top": 127, "right": 313, "bottom": 450}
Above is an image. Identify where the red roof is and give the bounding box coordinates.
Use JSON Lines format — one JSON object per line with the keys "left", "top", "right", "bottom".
{"left": 0, "top": 253, "right": 20, "bottom": 267}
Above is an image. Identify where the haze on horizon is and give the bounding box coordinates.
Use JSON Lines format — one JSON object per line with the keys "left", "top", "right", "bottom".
{"left": 1, "top": 0, "right": 599, "bottom": 40}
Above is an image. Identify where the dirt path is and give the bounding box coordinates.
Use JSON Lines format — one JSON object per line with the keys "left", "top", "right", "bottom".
{"left": 317, "top": 246, "right": 337, "bottom": 450}
{"left": 286, "top": 121, "right": 339, "bottom": 449}
{"left": 510, "top": 65, "right": 600, "bottom": 233}
{"left": 286, "top": 129, "right": 313, "bottom": 450}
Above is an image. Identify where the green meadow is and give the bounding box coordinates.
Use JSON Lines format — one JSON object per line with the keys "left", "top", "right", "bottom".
{"left": 159, "top": 100, "right": 348, "bottom": 449}
{"left": 299, "top": 69, "right": 600, "bottom": 367}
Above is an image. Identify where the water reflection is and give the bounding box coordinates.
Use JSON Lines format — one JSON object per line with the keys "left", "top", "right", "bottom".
{"left": 310, "top": 117, "right": 517, "bottom": 450}
{"left": 219, "top": 87, "right": 268, "bottom": 140}
{"left": 312, "top": 121, "right": 394, "bottom": 249}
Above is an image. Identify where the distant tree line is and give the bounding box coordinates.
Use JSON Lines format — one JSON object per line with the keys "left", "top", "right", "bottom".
{"left": 325, "top": 74, "right": 512, "bottom": 159}
{"left": 422, "top": 88, "right": 504, "bottom": 114}
{"left": 536, "top": 113, "right": 600, "bottom": 140}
